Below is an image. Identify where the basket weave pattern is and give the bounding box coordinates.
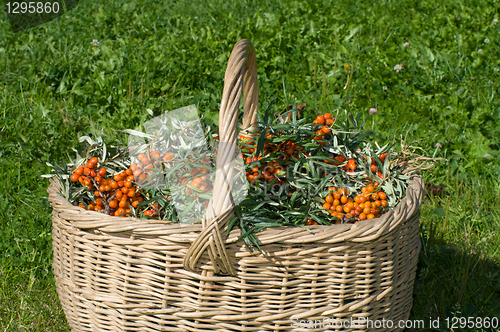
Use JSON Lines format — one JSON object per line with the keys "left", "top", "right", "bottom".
{"left": 49, "top": 40, "right": 424, "bottom": 332}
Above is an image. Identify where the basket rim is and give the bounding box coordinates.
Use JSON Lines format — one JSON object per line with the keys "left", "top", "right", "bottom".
{"left": 47, "top": 174, "right": 423, "bottom": 245}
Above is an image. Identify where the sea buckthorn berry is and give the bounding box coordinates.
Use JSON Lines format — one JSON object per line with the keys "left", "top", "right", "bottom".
{"left": 378, "top": 192, "right": 387, "bottom": 200}
{"left": 98, "top": 168, "right": 106, "bottom": 177}
{"left": 336, "top": 205, "right": 343, "bottom": 213}
{"left": 343, "top": 206, "right": 352, "bottom": 213}
{"left": 143, "top": 210, "right": 154, "bottom": 216}
{"left": 115, "top": 208, "right": 125, "bottom": 217}
{"left": 109, "top": 200, "right": 118, "bottom": 209}
{"left": 104, "top": 185, "right": 111, "bottom": 192}
{"left": 83, "top": 167, "right": 91, "bottom": 176}
{"left": 95, "top": 198, "right": 104, "bottom": 206}
{"left": 321, "top": 126, "right": 331, "bottom": 135}
{"left": 75, "top": 167, "right": 84, "bottom": 175}
{"left": 119, "top": 200, "right": 129, "bottom": 208}
{"left": 333, "top": 199, "right": 340, "bottom": 206}
{"left": 87, "top": 204, "right": 94, "bottom": 211}
{"left": 325, "top": 194, "right": 334, "bottom": 204}
{"left": 333, "top": 193, "right": 341, "bottom": 200}
{"left": 110, "top": 181, "right": 119, "bottom": 190}
{"left": 323, "top": 203, "right": 331, "bottom": 210}
{"left": 94, "top": 190, "right": 101, "bottom": 197}
{"left": 70, "top": 173, "right": 80, "bottom": 182}
{"left": 367, "top": 213, "right": 375, "bottom": 220}
{"left": 359, "top": 213, "right": 367, "bottom": 220}
{"left": 115, "top": 191, "right": 123, "bottom": 200}
{"left": 78, "top": 203, "right": 85, "bottom": 209}
{"left": 340, "top": 196, "right": 348, "bottom": 204}
{"left": 325, "top": 118, "right": 334, "bottom": 126}
{"left": 375, "top": 200, "right": 381, "bottom": 207}
{"left": 371, "top": 193, "right": 379, "bottom": 201}
{"left": 89, "top": 157, "right": 99, "bottom": 164}
{"left": 114, "top": 174, "right": 123, "bottom": 182}
{"left": 162, "top": 153, "right": 175, "bottom": 163}
{"left": 124, "top": 181, "right": 132, "bottom": 188}
{"left": 380, "top": 200, "right": 388, "bottom": 207}
{"left": 324, "top": 113, "right": 332, "bottom": 119}
{"left": 315, "top": 115, "right": 325, "bottom": 125}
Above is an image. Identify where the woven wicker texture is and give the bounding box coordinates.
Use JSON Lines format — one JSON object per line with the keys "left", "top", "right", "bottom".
{"left": 49, "top": 39, "right": 424, "bottom": 332}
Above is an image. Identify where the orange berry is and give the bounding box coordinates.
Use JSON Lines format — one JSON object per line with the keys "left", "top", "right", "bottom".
{"left": 367, "top": 214, "right": 375, "bottom": 220}
{"left": 378, "top": 192, "right": 387, "bottom": 200}
{"left": 70, "top": 173, "right": 80, "bottom": 182}
{"left": 324, "top": 113, "right": 332, "bottom": 119}
{"left": 98, "top": 168, "right": 106, "bottom": 177}
{"left": 315, "top": 115, "right": 325, "bottom": 125}
{"left": 380, "top": 199, "right": 388, "bottom": 207}
{"left": 325, "top": 194, "right": 334, "bottom": 204}
{"left": 340, "top": 196, "right": 348, "bottom": 204}
{"left": 336, "top": 205, "right": 343, "bottom": 213}
{"left": 115, "top": 208, "right": 125, "bottom": 217}
{"left": 359, "top": 213, "right": 367, "bottom": 220}
{"left": 109, "top": 200, "right": 118, "bottom": 209}
{"left": 75, "top": 167, "right": 84, "bottom": 175}
{"left": 333, "top": 199, "right": 340, "bottom": 206}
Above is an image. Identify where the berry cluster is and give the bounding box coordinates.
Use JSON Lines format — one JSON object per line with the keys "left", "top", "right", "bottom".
{"left": 322, "top": 182, "right": 388, "bottom": 222}
{"left": 70, "top": 157, "right": 155, "bottom": 217}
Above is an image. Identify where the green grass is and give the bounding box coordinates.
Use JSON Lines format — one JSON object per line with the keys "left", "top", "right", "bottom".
{"left": 0, "top": 0, "right": 499, "bottom": 330}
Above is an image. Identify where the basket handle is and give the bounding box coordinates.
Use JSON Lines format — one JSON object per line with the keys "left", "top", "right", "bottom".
{"left": 183, "top": 39, "right": 259, "bottom": 276}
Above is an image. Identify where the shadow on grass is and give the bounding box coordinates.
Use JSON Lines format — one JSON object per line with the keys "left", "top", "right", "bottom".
{"left": 408, "top": 221, "right": 500, "bottom": 331}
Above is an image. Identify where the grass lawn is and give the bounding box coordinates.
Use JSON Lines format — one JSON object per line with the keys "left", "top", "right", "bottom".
{"left": 1, "top": 0, "right": 499, "bottom": 330}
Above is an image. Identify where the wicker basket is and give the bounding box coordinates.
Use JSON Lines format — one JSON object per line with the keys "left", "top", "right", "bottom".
{"left": 48, "top": 39, "right": 424, "bottom": 332}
